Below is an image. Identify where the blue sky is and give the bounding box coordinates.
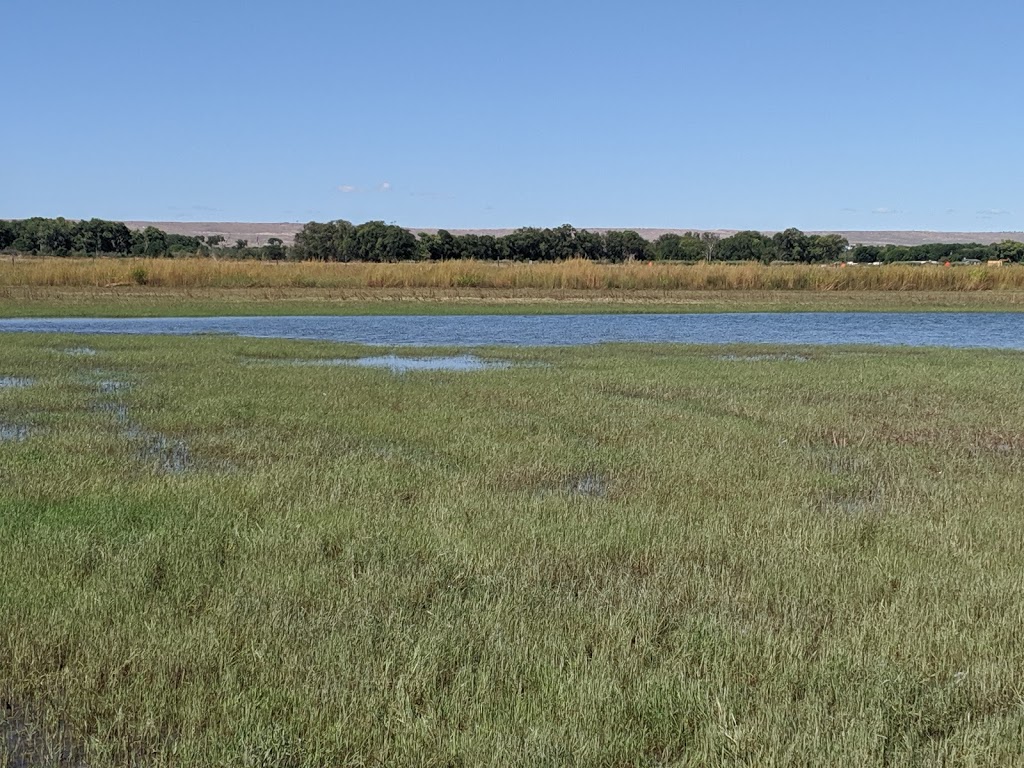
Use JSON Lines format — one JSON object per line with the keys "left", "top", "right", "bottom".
{"left": 3, "top": 0, "right": 1021, "bottom": 232}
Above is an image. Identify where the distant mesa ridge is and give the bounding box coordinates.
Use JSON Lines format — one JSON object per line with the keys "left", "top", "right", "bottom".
{"left": 116, "top": 222, "right": 1024, "bottom": 248}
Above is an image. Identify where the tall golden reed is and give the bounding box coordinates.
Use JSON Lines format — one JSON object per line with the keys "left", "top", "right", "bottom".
{"left": 1, "top": 257, "right": 1021, "bottom": 291}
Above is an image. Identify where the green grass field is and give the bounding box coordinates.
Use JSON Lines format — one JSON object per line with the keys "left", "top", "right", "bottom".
{"left": 6, "top": 285, "right": 1024, "bottom": 319}
{"left": 3, "top": 333, "right": 1024, "bottom": 765}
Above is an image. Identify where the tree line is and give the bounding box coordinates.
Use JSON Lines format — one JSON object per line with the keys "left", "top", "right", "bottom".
{"left": 3, "top": 217, "right": 1023, "bottom": 264}
{"left": 293, "top": 222, "right": 1024, "bottom": 264}
{"left": 0, "top": 218, "right": 286, "bottom": 260}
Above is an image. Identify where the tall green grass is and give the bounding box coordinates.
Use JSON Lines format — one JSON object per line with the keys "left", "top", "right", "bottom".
{"left": 3, "top": 335, "right": 1024, "bottom": 765}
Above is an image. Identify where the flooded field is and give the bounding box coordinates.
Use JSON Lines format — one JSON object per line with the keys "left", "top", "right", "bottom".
{"left": 4, "top": 333, "right": 1024, "bottom": 765}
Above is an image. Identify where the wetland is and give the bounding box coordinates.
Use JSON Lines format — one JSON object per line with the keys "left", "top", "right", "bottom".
{"left": 3, "top": 330, "right": 1024, "bottom": 764}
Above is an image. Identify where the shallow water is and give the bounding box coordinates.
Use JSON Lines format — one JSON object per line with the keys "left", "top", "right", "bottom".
{"left": 0, "top": 424, "right": 31, "bottom": 442}
{"left": 126, "top": 425, "right": 192, "bottom": 474}
{"left": 96, "top": 378, "right": 129, "bottom": 394}
{"left": 0, "top": 376, "right": 34, "bottom": 389}
{"left": 277, "top": 354, "right": 510, "bottom": 372}
{"left": 3, "top": 312, "right": 1024, "bottom": 349}
{"left": 567, "top": 474, "right": 608, "bottom": 498}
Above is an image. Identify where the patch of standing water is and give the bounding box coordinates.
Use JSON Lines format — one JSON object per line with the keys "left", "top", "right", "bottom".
{"left": 87, "top": 373, "right": 192, "bottom": 473}
{"left": 0, "top": 376, "right": 34, "bottom": 389}
{"left": 96, "top": 379, "right": 129, "bottom": 394}
{"left": 125, "top": 424, "right": 192, "bottom": 474}
{"left": 279, "top": 355, "right": 510, "bottom": 372}
{"left": 567, "top": 474, "right": 608, "bottom": 498}
{"left": 0, "top": 424, "right": 31, "bottom": 442}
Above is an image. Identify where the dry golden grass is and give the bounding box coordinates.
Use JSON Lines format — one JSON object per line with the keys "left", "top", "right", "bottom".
{"left": 3, "top": 257, "right": 1024, "bottom": 293}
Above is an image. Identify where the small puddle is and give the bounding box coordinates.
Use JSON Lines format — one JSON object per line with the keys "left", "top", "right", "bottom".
{"left": 125, "top": 424, "right": 192, "bottom": 474}
{"left": 96, "top": 379, "right": 129, "bottom": 394}
{"left": 2, "top": 703, "right": 87, "bottom": 768}
{"left": 566, "top": 474, "right": 608, "bottom": 498}
{"left": 0, "top": 376, "right": 34, "bottom": 389}
{"left": 270, "top": 355, "right": 511, "bottom": 373}
{"left": 0, "top": 424, "right": 31, "bottom": 442}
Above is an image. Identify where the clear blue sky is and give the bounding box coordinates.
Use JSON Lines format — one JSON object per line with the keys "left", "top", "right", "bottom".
{"left": 3, "top": 0, "right": 1021, "bottom": 232}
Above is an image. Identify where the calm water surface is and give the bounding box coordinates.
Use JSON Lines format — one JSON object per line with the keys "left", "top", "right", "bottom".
{"left": 277, "top": 355, "right": 510, "bottom": 372}
{"left": 1, "top": 313, "right": 1023, "bottom": 349}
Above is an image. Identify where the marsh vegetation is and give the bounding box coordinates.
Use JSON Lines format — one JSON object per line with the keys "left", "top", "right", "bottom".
{"left": 3, "top": 334, "right": 1024, "bottom": 764}
{"left": 7, "top": 257, "right": 1024, "bottom": 293}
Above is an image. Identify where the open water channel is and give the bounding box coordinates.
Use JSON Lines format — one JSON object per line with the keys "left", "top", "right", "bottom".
{"left": 1, "top": 312, "right": 1023, "bottom": 349}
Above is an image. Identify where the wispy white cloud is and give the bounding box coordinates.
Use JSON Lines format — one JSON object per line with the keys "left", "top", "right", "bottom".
{"left": 871, "top": 207, "right": 901, "bottom": 215}
{"left": 839, "top": 207, "right": 858, "bottom": 213}
{"left": 339, "top": 181, "right": 392, "bottom": 193}
{"left": 977, "top": 208, "right": 1011, "bottom": 216}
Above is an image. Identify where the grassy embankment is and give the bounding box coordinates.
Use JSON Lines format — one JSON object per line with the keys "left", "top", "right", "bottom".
{"left": 5, "top": 257, "right": 1024, "bottom": 316}
{"left": 3, "top": 333, "right": 1024, "bottom": 764}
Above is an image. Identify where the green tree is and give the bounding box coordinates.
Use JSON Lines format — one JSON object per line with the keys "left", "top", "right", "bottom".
{"left": 546, "top": 225, "right": 579, "bottom": 261}
{"left": 502, "top": 228, "right": 548, "bottom": 261}
{"left": 574, "top": 229, "right": 606, "bottom": 260}
{"left": 0, "top": 221, "right": 14, "bottom": 250}
{"left": 132, "top": 226, "right": 169, "bottom": 256}
{"left": 805, "top": 234, "right": 849, "bottom": 262}
{"left": 39, "top": 218, "right": 75, "bottom": 255}
{"left": 264, "top": 238, "right": 286, "bottom": 260}
{"left": 11, "top": 217, "right": 50, "bottom": 253}
{"left": 293, "top": 222, "right": 335, "bottom": 260}
{"left": 718, "top": 231, "right": 775, "bottom": 262}
{"left": 993, "top": 240, "right": 1024, "bottom": 262}
{"left": 73, "top": 218, "right": 133, "bottom": 255}
{"left": 652, "top": 233, "right": 703, "bottom": 261}
{"left": 422, "top": 229, "right": 462, "bottom": 260}
{"left": 352, "top": 221, "right": 418, "bottom": 262}
{"left": 605, "top": 230, "right": 650, "bottom": 262}
{"left": 456, "top": 234, "right": 502, "bottom": 261}
{"left": 772, "top": 228, "right": 809, "bottom": 262}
